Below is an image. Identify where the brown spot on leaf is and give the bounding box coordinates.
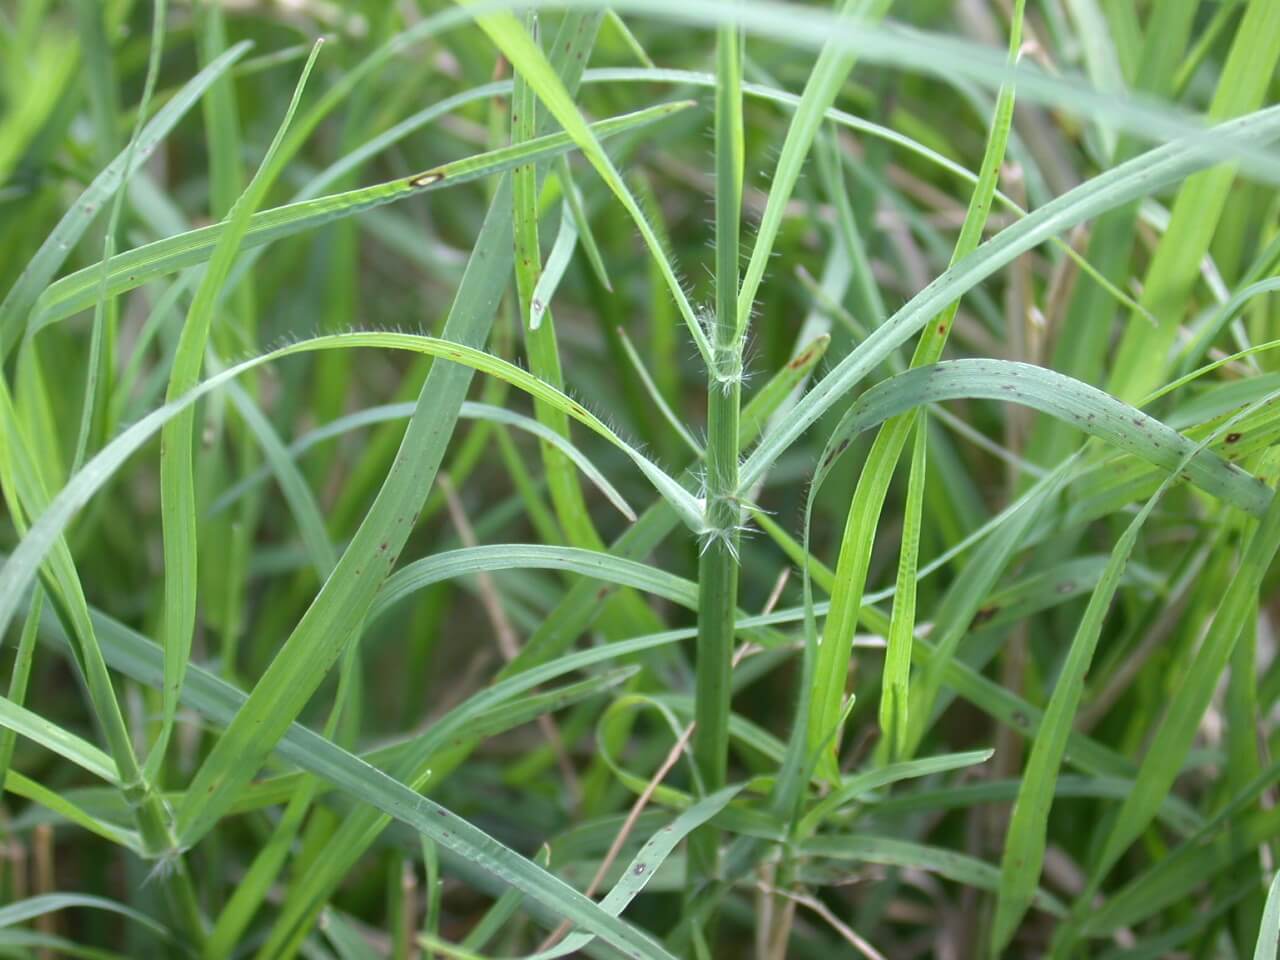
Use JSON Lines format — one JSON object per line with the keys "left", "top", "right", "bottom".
{"left": 971, "top": 605, "right": 999, "bottom": 627}
{"left": 822, "top": 438, "right": 852, "bottom": 469}
{"left": 410, "top": 170, "right": 444, "bottom": 188}
{"left": 788, "top": 345, "right": 818, "bottom": 369}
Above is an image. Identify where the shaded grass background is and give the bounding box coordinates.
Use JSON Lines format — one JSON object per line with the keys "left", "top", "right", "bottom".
{"left": 1, "top": 0, "right": 1280, "bottom": 957}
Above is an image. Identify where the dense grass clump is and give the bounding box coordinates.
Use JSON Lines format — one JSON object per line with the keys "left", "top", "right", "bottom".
{"left": 3, "top": 1, "right": 1280, "bottom": 957}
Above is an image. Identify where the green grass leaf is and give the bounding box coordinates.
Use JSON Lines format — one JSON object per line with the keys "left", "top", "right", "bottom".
{"left": 30, "top": 101, "right": 693, "bottom": 335}
{"left": 741, "top": 102, "right": 1280, "bottom": 493}
{"left": 153, "top": 39, "right": 324, "bottom": 769}
{"left": 1255, "top": 872, "right": 1280, "bottom": 960}
{"left": 0, "top": 40, "right": 252, "bottom": 357}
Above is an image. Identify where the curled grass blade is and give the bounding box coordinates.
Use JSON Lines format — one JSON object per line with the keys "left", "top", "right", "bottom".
{"left": 529, "top": 200, "right": 579, "bottom": 331}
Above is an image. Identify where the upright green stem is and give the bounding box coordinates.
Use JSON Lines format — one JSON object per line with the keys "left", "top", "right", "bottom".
{"left": 512, "top": 13, "right": 601, "bottom": 552}
{"left": 690, "top": 17, "right": 743, "bottom": 896}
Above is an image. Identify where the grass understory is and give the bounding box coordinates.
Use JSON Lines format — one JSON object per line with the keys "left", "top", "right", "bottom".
{"left": 2, "top": 0, "right": 1280, "bottom": 957}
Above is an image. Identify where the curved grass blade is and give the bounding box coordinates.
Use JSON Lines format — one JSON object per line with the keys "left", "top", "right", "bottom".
{"left": 813, "top": 359, "right": 1272, "bottom": 519}
{"left": 798, "top": 749, "right": 993, "bottom": 836}
{"left": 529, "top": 200, "right": 579, "bottom": 331}
{"left": 740, "top": 102, "right": 1280, "bottom": 494}
{"left": 796, "top": 835, "right": 1064, "bottom": 916}
{"left": 208, "top": 401, "right": 636, "bottom": 523}
{"left": 0, "top": 894, "right": 172, "bottom": 942}
{"left": 0, "top": 331, "right": 705, "bottom": 656}
{"left": 372, "top": 545, "right": 698, "bottom": 623}
{"left": 29, "top": 101, "right": 694, "bottom": 335}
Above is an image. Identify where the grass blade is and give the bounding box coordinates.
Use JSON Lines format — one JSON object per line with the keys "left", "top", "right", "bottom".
{"left": 1254, "top": 873, "right": 1280, "bottom": 960}
{"left": 0, "top": 40, "right": 252, "bottom": 357}
{"left": 30, "top": 101, "right": 694, "bottom": 335}
{"left": 153, "top": 39, "right": 323, "bottom": 769}
{"left": 741, "top": 102, "right": 1280, "bottom": 492}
